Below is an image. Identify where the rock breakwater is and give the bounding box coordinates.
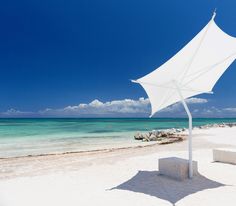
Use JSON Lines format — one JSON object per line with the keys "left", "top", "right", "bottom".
{"left": 134, "top": 122, "right": 236, "bottom": 144}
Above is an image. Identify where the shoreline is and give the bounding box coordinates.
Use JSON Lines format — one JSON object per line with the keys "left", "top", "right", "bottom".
{"left": 1, "top": 125, "right": 236, "bottom": 180}
{"left": 1, "top": 122, "right": 235, "bottom": 160}
{"left": 0, "top": 141, "right": 159, "bottom": 160}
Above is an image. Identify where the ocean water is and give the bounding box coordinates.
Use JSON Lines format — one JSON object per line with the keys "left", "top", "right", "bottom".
{"left": 0, "top": 118, "right": 236, "bottom": 158}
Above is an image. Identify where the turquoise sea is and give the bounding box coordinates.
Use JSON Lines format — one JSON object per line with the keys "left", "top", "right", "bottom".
{"left": 0, "top": 118, "right": 236, "bottom": 158}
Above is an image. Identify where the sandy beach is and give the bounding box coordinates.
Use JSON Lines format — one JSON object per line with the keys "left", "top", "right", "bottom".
{"left": 1, "top": 126, "right": 236, "bottom": 206}
{"left": 3, "top": 0, "right": 236, "bottom": 205}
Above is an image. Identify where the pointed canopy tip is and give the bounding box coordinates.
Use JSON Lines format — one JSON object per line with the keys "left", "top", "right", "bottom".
{"left": 149, "top": 113, "right": 154, "bottom": 118}
{"left": 130, "top": 79, "right": 138, "bottom": 83}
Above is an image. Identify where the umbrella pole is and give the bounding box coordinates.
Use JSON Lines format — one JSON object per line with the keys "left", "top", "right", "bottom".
{"left": 180, "top": 97, "right": 193, "bottom": 179}
{"left": 174, "top": 83, "right": 193, "bottom": 179}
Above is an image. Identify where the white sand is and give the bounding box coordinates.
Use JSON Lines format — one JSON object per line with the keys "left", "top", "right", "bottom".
{"left": 1, "top": 127, "right": 236, "bottom": 206}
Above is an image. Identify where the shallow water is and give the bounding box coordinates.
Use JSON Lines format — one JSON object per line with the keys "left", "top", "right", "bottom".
{"left": 0, "top": 118, "right": 235, "bottom": 158}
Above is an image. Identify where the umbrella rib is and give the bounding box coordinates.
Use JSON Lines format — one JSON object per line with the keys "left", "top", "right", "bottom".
{"left": 133, "top": 51, "right": 235, "bottom": 95}
{"left": 132, "top": 80, "right": 212, "bottom": 94}
{"left": 180, "top": 18, "right": 215, "bottom": 82}
{"left": 183, "top": 52, "right": 236, "bottom": 79}
{"left": 132, "top": 80, "right": 175, "bottom": 89}
{"left": 155, "top": 88, "right": 176, "bottom": 114}
{"left": 182, "top": 52, "right": 236, "bottom": 87}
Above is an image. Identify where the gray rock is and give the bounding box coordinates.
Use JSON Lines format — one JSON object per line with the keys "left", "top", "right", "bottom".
{"left": 149, "top": 134, "right": 158, "bottom": 141}
{"left": 143, "top": 133, "right": 150, "bottom": 142}
{"left": 134, "top": 133, "right": 143, "bottom": 140}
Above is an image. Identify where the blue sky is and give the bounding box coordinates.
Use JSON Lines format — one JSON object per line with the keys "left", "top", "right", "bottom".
{"left": 2, "top": 0, "right": 236, "bottom": 117}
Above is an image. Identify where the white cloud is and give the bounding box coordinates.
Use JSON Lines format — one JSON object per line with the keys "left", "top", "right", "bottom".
{"left": 39, "top": 97, "right": 150, "bottom": 116}
{"left": 185, "top": 97, "right": 208, "bottom": 104}
{"left": 1, "top": 109, "right": 33, "bottom": 117}
{"left": 223, "top": 108, "right": 236, "bottom": 112}
{"left": 6, "top": 97, "right": 236, "bottom": 118}
{"left": 191, "top": 106, "right": 234, "bottom": 117}
{"left": 158, "top": 97, "right": 208, "bottom": 114}
{"left": 0, "top": 97, "right": 210, "bottom": 117}
{"left": 37, "top": 97, "right": 207, "bottom": 117}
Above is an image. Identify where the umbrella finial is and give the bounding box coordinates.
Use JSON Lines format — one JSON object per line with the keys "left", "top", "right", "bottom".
{"left": 212, "top": 8, "right": 217, "bottom": 20}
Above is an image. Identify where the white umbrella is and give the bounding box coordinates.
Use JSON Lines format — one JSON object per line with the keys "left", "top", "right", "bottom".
{"left": 132, "top": 11, "right": 236, "bottom": 178}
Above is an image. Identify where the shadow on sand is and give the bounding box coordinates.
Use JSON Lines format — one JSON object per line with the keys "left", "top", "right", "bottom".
{"left": 111, "top": 170, "right": 225, "bottom": 206}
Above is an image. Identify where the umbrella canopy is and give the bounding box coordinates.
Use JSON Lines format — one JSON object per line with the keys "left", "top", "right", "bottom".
{"left": 132, "top": 11, "right": 236, "bottom": 179}
{"left": 132, "top": 12, "right": 236, "bottom": 117}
